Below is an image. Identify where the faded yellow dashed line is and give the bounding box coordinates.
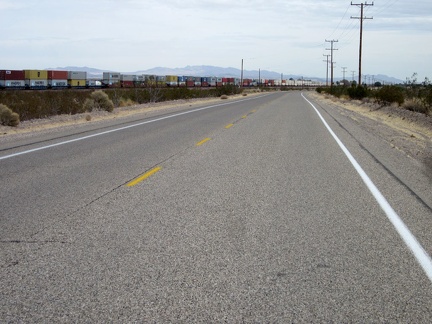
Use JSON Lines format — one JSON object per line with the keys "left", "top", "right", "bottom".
{"left": 242, "top": 115, "right": 247, "bottom": 119}
{"left": 225, "top": 123, "right": 234, "bottom": 129}
{"left": 196, "top": 138, "right": 211, "bottom": 146}
{"left": 126, "top": 166, "right": 161, "bottom": 187}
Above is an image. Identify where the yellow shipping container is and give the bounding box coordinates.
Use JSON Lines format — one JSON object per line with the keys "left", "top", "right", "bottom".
{"left": 166, "top": 75, "right": 178, "bottom": 82}
{"left": 68, "top": 79, "right": 86, "bottom": 87}
{"left": 24, "top": 70, "right": 48, "bottom": 80}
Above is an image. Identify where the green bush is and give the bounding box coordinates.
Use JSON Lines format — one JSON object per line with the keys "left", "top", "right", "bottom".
{"left": 374, "top": 85, "right": 405, "bottom": 106}
{"left": 0, "top": 103, "right": 20, "bottom": 126}
{"left": 347, "top": 85, "right": 368, "bottom": 100}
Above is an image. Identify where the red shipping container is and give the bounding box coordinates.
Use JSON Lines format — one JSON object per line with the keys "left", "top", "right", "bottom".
{"left": 227, "top": 78, "right": 234, "bottom": 83}
{"left": 0, "top": 70, "right": 25, "bottom": 80}
{"left": 121, "top": 81, "right": 134, "bottom": 87}
{"left": 222, "top": 78, "right": 228, "bottom": 82}
{"left": 201, "top": 81, "right": 209, "bottom": 87}
{"left": 186, "top": 81, "right": 194, "bottom": 87}
{"left": 48, "top": 70, "right": 68, "bottom": 80}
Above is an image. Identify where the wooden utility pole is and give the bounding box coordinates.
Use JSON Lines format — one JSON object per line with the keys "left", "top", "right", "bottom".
{"left": 325, "top": 40, "right": 338, "bottom": 88}
{"left": 241, "top": 59, "right": 244, "bottom": 88}
{"left": 351, "top": 2, "right": 373, "bottom": 86}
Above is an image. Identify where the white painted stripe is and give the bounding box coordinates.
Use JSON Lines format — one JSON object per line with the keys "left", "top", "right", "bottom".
{"left": 302, "top": 93, "right": 432, "bottom": 282}
{"left": 0, "top": 94, "right": 268, "bottom": 161}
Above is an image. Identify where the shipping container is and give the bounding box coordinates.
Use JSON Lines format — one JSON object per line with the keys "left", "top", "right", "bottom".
{"left": 68, "top": 79, "right": 86, "bottom": 88}
{"left": 0, "top": 70, "right": 25, "bottom": 80}
{"left": 24, "top": 70, "right": 48, "bottom": 80}
{"left": 186, "top": 80, "right": 194, "bottom": 87}
{"left": 121, "top": 81, "right": 134, "bottom": 87}
{"left": 177, "top": 76, "right": 186, "bottom": 87}
{"left": 193, "top": 77, "right": 201, "bottom": 87}
{"left": 48, "top": 80, "right": 68, "bottom": 88}
{"left": 26, "top": 79, "right": 48, "bottom": 89}
{"left": 208, "top": 77, "right": 217, "bottom": 87}
{"left": 87, "top": 80, "right": 102, "bottom": 88}
{"left": 166, "top": 75, "right": 178, "bottom": 86}
{"left": 121, "top": 74, "right": 135, "bottom": 81}
{"left": 68, "top": 71, "right": 87, "bottom": 80}
{"left": 103, "top": 72, "right": 120, "bottom": 80}
{"left": 0, "top": 80, "right": 26, "bottom": 89}
{"left": 48, "top": 70, "right": 68, "bottom": 80}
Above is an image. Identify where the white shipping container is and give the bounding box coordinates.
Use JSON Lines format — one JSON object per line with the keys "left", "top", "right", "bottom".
{"left": 121, "top": 74, "right": 135, "bottom": 81}
{"left": 1, "top": 80, "right": 26, "bottom": 88}
{"left": 103, "top": 72, "right": 120, "bottom": 80}
{"left": 68, "top": 71, "right": 87, "bottom": 80}
{"left": 49, "top": 80, "right": 68, "bottom": 87}
{"left": 87, "top": 80, "right": 102, "bottom": 87}
{"left": 26, "top": 79, "right": 48, "bottom": 88}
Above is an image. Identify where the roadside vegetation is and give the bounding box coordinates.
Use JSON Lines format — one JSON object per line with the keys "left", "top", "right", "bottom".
{"left": 0, "top": 85, "right": 242, "bottom": 123}
{"left": 316, "top": 73, "right": 432, "bottom": 116}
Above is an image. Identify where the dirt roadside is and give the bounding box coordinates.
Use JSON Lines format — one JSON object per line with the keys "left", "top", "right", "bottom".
{"left": 0, "top": 94, "right": 253, "bottom": 142}
{"left": 307, "top": 92, "right": 432, "bottom": 165}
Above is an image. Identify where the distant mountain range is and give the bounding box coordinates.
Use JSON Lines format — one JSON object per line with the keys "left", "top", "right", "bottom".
{"left": 46, "top": 65, "right": 404, "bottom": 84}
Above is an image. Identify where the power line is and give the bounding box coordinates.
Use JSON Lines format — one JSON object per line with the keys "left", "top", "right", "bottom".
{"left": 351, "top": 2, "right": 373, "bottom": 85}
{"left": 323, "top": 54, "right": 331, "bottom": 86}
{"left": 325, "top": 39, "right": 338, "bottom": 87}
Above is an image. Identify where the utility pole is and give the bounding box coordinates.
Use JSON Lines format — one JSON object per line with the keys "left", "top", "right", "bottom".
{"left": 351, "top": 2, "right": 373, "bottom": 86}
{"left": 342, "top": 67, "right": 347, "bottom": 82}
{"left": 325, "top": 39, "right": 338, "bottom": 88}
{"left": 259, "top": 68, "right": 261, "bottom": 87}
{"left": 241, "top": 59, "right": 244, "bottom": 88}
{"left": 323, "top": 54, "right": 330, "bottom": 87}
{"left": 351, "top": 70, "right": 356, "bottom": 82}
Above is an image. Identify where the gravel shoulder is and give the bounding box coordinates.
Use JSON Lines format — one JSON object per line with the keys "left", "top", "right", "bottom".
{"left": 307, "top": 91, "right": 432, "bottom": 166}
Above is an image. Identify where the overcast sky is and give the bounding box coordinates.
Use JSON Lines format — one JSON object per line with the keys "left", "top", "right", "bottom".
{"left": 1, "top": 0, "right": 431, "bottom": 81}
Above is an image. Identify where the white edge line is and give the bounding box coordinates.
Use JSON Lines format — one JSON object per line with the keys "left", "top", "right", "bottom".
{"left": 0, "top": 94, "right": 269, "bottom": 161}
{"left": 301, "top": 92, "right": 432, "bottom": 283}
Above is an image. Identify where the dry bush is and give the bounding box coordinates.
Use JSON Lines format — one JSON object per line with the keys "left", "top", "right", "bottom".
{"left": 0, "top": 103, "right": 20, "bottom": 127}
{"left": 242, "top": 93, "right": 248, "bottom": 96}
{"left": 220, "top": 95, "right": 228, "bottom": 99}
{"left": 403, "top": 98, "right": 429, "bottom": 114}
{"left": 83, "top": 90, "right": 114, "bottom": 112}
{"left": 85, "top": 114, "right": 92, "bottom": 121}
{"left": 119, "top": 98, "right": 136, "bottom": 107}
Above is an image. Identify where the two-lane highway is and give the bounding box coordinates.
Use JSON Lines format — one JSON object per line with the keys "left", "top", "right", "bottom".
{"left": 1, "top": 91, "right": 431, "bottom": 322}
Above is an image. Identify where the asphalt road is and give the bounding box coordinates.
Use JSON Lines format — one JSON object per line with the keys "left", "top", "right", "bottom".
{"left": 1, "top": 91, "right": 431, "bottom": 322}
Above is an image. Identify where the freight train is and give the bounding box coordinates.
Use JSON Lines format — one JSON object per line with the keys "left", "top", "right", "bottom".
{"left": 0, "top": 69, "right": 318, "bottom": 90}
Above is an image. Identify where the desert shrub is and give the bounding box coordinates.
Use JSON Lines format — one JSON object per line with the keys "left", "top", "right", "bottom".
{"left": 0, "top": 103, "right": 20, "bottom": 126}
{"left": 374, "top": 85, "right": 404, "bottom": 106}
{"left": 220, "top": 95, "right": 228, "bottom": 99}
{"left": 119, "top": 98, "right": 136, "bottom": 107}
{"left": 84, "top": 90, "right": 114, "bottom": 112}
{"left": 347, "top": 85, "right": 368, "bottom": 100}
{"left": 402, "top": 99, "right": 428, "bottom": 114}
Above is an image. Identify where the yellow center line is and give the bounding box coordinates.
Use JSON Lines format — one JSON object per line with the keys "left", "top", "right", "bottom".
{"left": 196, "top": 137, "right": 211, "bottom": 146}
{"left": 251, "top": 109, "right": 257, "bottom": 113}
{"left": 225, "top": 123, "right": 234, "bottom": 129}
{"left": 126, "top": 166, "right": 161, "bottom": 187}
{"left": 242, "top": 115, "right": 247, "bottom": 119}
